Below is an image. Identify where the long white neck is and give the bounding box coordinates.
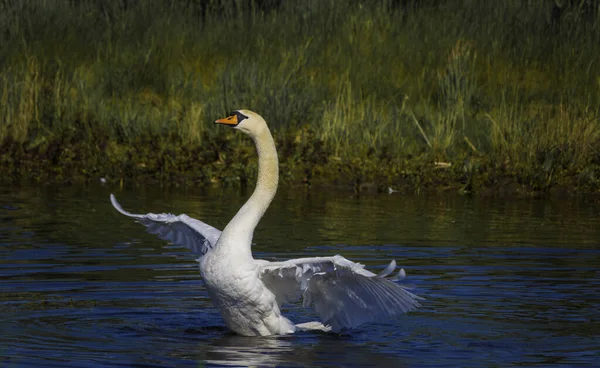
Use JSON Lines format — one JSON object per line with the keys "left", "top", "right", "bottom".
{"left": 217, "top": 126, "right": 278, "bottom": 259}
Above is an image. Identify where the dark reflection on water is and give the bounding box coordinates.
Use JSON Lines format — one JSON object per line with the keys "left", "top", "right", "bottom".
{"left": 1, "top": 184, "right": 599, "bottom": 367}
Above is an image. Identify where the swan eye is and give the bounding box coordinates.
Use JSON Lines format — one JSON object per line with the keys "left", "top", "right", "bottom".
{"left": 235, "top": 111, "right": 248, "bottom": 124}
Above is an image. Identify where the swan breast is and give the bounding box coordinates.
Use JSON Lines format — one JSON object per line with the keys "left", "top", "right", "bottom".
{"left": 200, "top": 253, "right": 293, "bottom": 336}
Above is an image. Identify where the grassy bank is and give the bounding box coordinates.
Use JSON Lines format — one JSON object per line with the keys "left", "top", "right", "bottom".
{"left": 1, "top": 0, "right": 599, "bottom": 194}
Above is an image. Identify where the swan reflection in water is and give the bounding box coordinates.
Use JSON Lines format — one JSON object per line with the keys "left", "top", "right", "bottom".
{"left": 202, "top": 334, "right": 295, "bottom": 366}
{"left": 198, "top": 331, "right": 409, "bottom": 367}
{"left": 112, "top": 110, "right": 422, "bottom": 336}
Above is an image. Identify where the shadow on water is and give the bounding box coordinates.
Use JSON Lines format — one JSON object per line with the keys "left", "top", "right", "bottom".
{"left": 1, "top": 184, "right": 599, "bottom": 366}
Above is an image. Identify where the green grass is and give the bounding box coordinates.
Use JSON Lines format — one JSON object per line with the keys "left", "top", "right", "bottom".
{"left": 0, "top": 0, "right": 599, "bottom": 194}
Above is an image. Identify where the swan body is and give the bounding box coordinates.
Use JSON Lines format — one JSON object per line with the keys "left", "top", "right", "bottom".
{"left": 111, "top": 110, "right": 421, "bottom": 336}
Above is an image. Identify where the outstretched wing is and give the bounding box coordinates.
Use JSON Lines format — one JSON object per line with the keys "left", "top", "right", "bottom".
{"left": 257, "top": 255, "right": 422, "bottom": 333}
{"left": 110, "top": 194, "right": 221, "bottom": 256}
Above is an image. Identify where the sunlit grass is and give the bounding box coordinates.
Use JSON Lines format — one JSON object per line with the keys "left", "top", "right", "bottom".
{"left": 0, "top": 0, "right": 598, "bottom": 192}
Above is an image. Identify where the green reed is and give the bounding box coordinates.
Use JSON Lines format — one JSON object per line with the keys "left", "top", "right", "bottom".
{"left": 0, "top": 0, "right": 598, "bottom": 192}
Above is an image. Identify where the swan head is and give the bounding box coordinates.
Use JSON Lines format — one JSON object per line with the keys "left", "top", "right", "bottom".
{"left": 214, "top": 110, "right": 268, "bottom": 137}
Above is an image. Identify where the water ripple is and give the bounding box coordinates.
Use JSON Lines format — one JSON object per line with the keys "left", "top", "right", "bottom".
{"left": 1, "top": 186, "right": 599, "bottom": 367}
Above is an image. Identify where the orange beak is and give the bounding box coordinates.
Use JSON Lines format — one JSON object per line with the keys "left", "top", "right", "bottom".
{"left": 215, "top": 115, "right": 238, "bottom": 126}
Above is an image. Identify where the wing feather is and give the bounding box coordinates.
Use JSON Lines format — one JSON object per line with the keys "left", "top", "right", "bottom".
{"left": 110, "top": 194, "right": 221, "bottom": 256}
{"left": 257, "top": 255, "right": 422, "bottom": 333}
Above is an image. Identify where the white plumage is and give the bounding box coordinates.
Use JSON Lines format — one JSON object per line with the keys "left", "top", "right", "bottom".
{"left": 111, "top": 109, "right": 422, "bottom": 336}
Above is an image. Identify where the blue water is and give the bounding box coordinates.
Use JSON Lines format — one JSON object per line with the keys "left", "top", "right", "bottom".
{"left": 1, "top": 185, "right": 599, "bottom": 367}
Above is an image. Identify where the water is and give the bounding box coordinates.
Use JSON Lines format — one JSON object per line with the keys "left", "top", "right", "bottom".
{"left": 1, "top": 184, "right": 599, "bottom": 367}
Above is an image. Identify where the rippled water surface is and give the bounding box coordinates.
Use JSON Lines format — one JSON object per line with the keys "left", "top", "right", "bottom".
{"left": 1, "top": 185, "right": 599, "bottom": 367}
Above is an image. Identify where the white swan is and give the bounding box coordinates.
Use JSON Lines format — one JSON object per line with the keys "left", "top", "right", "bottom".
{"left": 110, "top": 110, "right": 421, "bottom": 336}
